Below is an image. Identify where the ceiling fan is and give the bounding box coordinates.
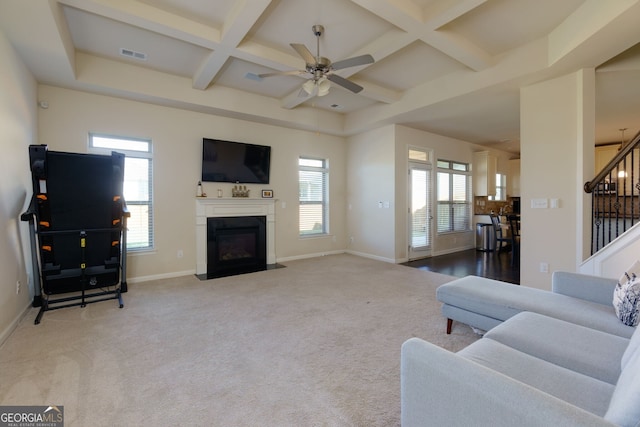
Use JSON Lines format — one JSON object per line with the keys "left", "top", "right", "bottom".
{"left": 254, "top": 25, "right": 374, "bottom": 97}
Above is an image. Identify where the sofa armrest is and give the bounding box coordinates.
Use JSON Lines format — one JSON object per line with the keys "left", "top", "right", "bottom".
{"left": 401, "top": 338, "right": 614, "bottom": 427}
{"left": 552, "top": 272, "right": 617, "bottom": 306}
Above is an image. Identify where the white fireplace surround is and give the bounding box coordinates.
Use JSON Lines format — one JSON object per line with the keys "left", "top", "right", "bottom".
{"left": 196, "top": 198, "right": 276, "bottom": 275}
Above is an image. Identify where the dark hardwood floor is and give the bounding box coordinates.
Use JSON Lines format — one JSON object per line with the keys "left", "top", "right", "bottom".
{"left": 403, "top": 248, "right": 520, "bottom": 284}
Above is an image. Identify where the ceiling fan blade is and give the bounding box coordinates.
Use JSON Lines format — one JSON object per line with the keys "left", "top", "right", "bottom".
{"left": 257, "top": 70, "right": 305, "bottom": 78}
{"left": 326, "top": 74, "right": 364, "bottom": 93}
{"left": 245, "top": 72, "right": 264, "bottom": 81}
{"left": 290, "top": 43, "right": 316, "bottom": 64}
{"left": 331, "top": 54, "right": 374, "bottom": 71}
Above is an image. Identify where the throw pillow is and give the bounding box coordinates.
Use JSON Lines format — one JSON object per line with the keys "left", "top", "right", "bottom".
{"left": 613, "top": 261, "right": 640, "bottom": 326}
{"left": 617, "top": 260, "right": 640, "bottom": 287}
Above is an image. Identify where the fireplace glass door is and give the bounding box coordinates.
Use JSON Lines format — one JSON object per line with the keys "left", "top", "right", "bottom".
{"left": 207, "top": 216, "right": 266, "bottom": 278}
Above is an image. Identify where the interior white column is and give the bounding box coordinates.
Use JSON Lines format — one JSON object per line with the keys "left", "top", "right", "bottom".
{"left": 520, "top": 69, "right": 595, "bottom": 289}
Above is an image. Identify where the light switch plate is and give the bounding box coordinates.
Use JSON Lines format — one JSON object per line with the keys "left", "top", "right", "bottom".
{"left": 531, "top": 198, "right": 548, "bottom": 209}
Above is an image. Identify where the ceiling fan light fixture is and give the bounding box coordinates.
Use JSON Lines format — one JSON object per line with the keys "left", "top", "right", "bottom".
{"left": 257, "top": 25, "right": 374, "bottom": 99}
{"left": 302, "top": 79, "right": 316, "bottom": 95}
{"left": 317, "top": 77, "right": 330, "bottom": 97}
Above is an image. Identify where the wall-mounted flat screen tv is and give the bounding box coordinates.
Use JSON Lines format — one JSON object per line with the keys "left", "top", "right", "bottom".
{"left": 202, "top": 138, "right": 271, "bottom": 184}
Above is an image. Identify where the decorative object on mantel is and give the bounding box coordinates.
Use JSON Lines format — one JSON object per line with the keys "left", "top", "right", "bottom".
{"left": 196, "top": 181, "right": 207, "bottom": 197}
{"left": 217, "top": 189, "right": 223, "bottom": 198}
{"left": 262, "top": 189, "right": 273, "bottom": 198}
{"left": 232, "top": 185, "right": 250, "bottom": 198}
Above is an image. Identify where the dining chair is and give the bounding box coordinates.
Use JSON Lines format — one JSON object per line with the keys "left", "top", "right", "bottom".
{"left": 507, "top": 214, "right": 521, "bottom": 265}
{"left": 490, "top": 214, "right": 510, "bottom": 253}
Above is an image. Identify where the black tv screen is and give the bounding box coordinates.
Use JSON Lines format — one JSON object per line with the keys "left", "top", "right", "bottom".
{"left": 201, "top": 138, "right": 271, "bottom": 184}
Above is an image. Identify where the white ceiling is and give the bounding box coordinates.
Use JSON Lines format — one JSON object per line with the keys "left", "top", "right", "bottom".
{"left": 2, "top": 0, "right": 640, "bottom": 155}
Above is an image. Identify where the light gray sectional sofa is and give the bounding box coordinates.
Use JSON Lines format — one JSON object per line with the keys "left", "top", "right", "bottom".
{"left": 401, "top": 272, "right": 640, "bottom": 426}
{"left": 437, "top": 272, "right": 634, "bottom": 338}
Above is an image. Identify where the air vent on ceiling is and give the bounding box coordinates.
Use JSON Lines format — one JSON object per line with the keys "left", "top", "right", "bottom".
{"left": 119, "top": 48, "right": 147, "bottom": 61}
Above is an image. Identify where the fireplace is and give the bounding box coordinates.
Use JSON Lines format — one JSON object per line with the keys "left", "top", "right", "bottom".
{"left": 195, "top": 198, "right": 276, "bottom": 277}
{"left": 207, "top": 216, "right": 266, "bottom": 278}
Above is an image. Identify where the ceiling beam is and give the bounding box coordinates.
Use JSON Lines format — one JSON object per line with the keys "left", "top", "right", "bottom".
{"left": 349, "top": 0, "right": 492, "bottom": 71}
{"left": 49, "top": 0, "right": 77, "bottom": 79}
{"left": 193, "top": 0, "right": 273, "bottom": 90}
{"left": 423, "top": 0, "right": 488, "bottom": 30}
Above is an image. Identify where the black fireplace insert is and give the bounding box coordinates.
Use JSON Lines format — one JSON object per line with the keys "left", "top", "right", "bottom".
{"left": 206, "top": 216, "right": 266, "bottom": 278}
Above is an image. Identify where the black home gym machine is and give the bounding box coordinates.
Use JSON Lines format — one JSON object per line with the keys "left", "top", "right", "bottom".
{"left": 21, "top": 145, "right": 129, "bottom": 324}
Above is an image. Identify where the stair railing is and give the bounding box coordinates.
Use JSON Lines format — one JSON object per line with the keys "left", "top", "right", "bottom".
{"left": 584, "top": 130, "right": 640, "bottom": 254}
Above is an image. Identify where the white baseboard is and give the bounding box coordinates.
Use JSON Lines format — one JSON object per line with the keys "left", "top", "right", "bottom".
{"left": 344, "top": 250, "right": 397, "bottom": 264}
{"left": 0, "top": 301, "right": 32, "bottom": 348}
{"left": 278, "top": 250, "right": 401, "bottom": 265}
{"left": 127, "top": 269, "right": 196, "bottom": 284}
{"left": 276, "top": 250, "right": 346, "bottom": 263}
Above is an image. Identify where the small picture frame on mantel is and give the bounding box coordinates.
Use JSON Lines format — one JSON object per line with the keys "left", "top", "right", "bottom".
{"left": 262, "top": 189, "right": 273, "bottom": 198}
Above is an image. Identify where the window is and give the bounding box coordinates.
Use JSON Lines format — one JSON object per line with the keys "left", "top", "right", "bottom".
{"left": 299, "top": 157, "right": 328, "bottom": 236}
{"left": 489, "top": 173, "right": 506, "bottom": 201}
{"left": 89, "top": 133, "right": 153, "bottom": 250}
{"left": 409, "top": 148, "right": 430, "bottom": 162}
{"left": 436, "top": 159, "right": 472, "bottom": 233}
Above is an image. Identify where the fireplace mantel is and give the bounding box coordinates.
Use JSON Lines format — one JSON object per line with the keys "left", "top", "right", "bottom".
{"left": 196, "top": 198, "right": 276, "bottom": 275}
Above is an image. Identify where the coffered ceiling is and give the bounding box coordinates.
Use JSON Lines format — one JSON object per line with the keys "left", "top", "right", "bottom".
{"left": 2, "top": 0, "right": 640, "bottom": 154}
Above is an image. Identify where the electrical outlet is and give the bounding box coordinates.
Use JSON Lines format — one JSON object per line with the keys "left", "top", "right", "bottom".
{"left": 177, "top": 249, "right": 184, "bottom": 258}
{"left": 16, "top": 280, "right": 20, "bottom": 294}
{"left": 540, "top": 262, "right": 549, "bottom": 273}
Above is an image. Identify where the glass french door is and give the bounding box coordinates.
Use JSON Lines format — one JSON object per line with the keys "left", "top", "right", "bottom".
{"left": 409, "top": 163, "right": 432, "bottom": 260}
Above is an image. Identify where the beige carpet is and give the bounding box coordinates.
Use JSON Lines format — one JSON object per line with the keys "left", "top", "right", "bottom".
{"left": 0, "top": 254, "right": 478, "bottom": 426}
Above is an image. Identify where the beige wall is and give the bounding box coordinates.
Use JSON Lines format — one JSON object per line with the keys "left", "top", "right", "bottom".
{"left": 0, "top": 29, "right": 37, "bottom": 341}
{"left": 394, "top": 125, "right": 514, "bottom": 259}
{"left": 346, "top": 125, "right": 397, "bottom": 262}
{"left": 346, "top": 124, "right": 515, "bottom": 263}
{"left": 37, "top": 85, "right": 348, "bottom": 280}
{"left": 520, "top": 69, "right": 595, "bottom": 289}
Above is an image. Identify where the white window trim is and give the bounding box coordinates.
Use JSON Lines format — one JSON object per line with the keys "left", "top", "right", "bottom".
{"left": 299, "top": 156, "right": 329, "bottom": 237}
{"left": 436, "top": 159, "right": 472, "bottom": 234}
{"left": 88, "top": 133, "right": 154, "bottom": 251}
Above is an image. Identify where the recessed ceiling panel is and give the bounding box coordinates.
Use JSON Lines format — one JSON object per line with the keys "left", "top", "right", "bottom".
{"left": 138, "top": 0, "right": 233, "bottom": 28}
{"left": 359, "top": 40, "right": 468, "bottom": 92}
{"left": 215, "top": 58, "right": 305, "bottom": 98}
{"left": 441, "top": 0, "right": 586, "bottom": 56}
{"left": 246, "top": 0, "right": 395, "bottom": 61}
{"left": 63, "top": 6, "right": 211, "bottom": 78}
{"left": 300, "top": 85, "right": 378, "bottom": 113}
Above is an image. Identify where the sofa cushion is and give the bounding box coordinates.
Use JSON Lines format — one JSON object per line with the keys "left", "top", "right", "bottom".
{"left": 605, "top": 326, "right": 640, "bottom": 426}
{"left": 483, "top": 312, "right": 628, "bottom": 385}
{"left": 613, "top": 269, "right": 640, "bottom": 326}
{"left": 621, "top": 325, "right": 640, "bottom": 371}
{"left": 457, "top": 338, "right": 615, "bottom": 417}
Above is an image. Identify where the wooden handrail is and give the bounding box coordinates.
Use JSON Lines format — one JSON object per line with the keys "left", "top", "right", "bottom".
{"left": 584, "top": 129, "right": 640, "bottom": 193}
